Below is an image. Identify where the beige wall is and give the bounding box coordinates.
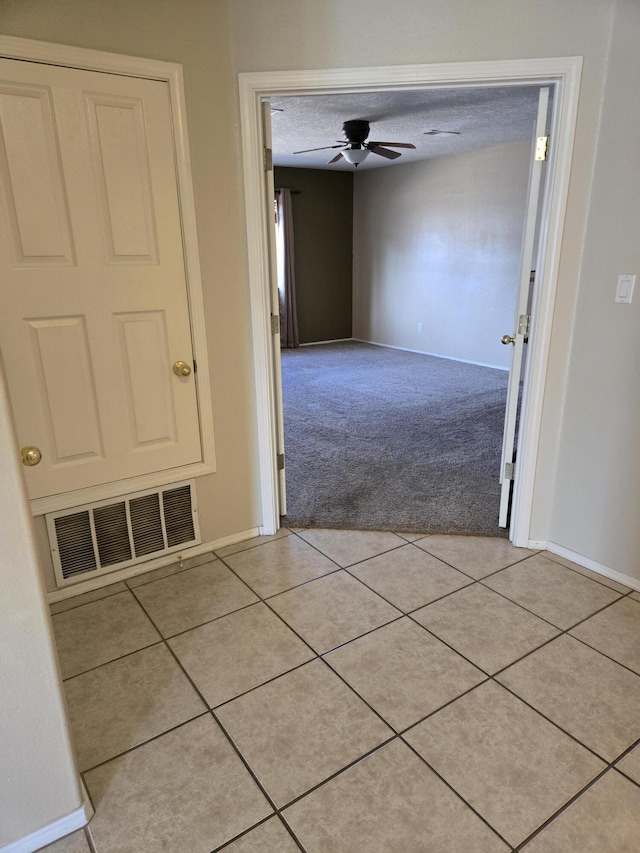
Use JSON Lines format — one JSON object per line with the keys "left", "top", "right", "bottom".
{"left": 0, "top": 1, "right": 253, "bottom": 843}
{"left": 0, "top": 356, "right": 82, "bottom": 847}
{"left": 0, "top": 0, "right": 637, "bottom": 843}
{"left": 353, "top": 141, "right": 531, "bottom": 368}
{"left": 2, "top": 0, "right": 631, "bottom": 574}
{"left": 274, "top": 167, "right": 353, "bottom": 343}
{"left": 231, "top": 0, "right": 617, "bottom": 550}
{"left": 549, "top": 0, "right": 640, "bottom": 577}
{"left": 0, "top": 0, "right": 261, "bottom": 591}
{"left": 231, "top": 0, "right": 640, "bottom": 578}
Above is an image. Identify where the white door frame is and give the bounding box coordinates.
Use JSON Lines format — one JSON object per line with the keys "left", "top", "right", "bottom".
{"left": 0, "top": 35, "right": 216, "bottom": 515}
{"left": 239, "top": 57, "right": 582, "bottom": 546}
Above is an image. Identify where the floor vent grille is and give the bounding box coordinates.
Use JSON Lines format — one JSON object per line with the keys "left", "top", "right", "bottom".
{"left": 47, "top": 481, "right": 200, "bottom": 587}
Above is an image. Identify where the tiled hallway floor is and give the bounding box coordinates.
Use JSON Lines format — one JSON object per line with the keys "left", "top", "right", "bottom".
{"left": 46, "top": 529, "right": 640, "bottom": 852}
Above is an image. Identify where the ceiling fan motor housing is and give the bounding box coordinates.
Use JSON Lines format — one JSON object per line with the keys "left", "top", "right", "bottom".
{"left": 342, "top": 119, "right": 370, "bottom": 145}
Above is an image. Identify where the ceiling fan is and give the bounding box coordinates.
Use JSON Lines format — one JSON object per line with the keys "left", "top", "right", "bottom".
{"left": 294, "top": 119, "right": 416, "bottom": 167}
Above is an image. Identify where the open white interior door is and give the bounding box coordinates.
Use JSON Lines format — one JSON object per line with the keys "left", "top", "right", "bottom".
{"left": 499, "top": 87, "right": 550, "bottom": 529}
{"left": 261, "top": 100, "right": 287, "bottom": 517}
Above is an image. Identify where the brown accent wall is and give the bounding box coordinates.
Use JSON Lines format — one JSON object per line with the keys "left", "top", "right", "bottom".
{"left": 274, "top": 167, "right": 353, "bottom": 343}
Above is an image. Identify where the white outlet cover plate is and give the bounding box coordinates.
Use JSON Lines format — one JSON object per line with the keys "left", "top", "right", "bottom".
{"left": 615, "top": 274, "right": 636, "bottom": 303}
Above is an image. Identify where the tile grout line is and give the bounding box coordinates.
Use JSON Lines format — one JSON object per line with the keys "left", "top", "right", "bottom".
{"left": 556, "top": 627, "right": 640, "bottom": 681}
{"left": 50, "top": 552, "right": 222, "bottom": 618}
{"left": 243, "top": 557, "right": 640, "bottom": 844}
{"left": 213, "top": 528, "right": 295, "bottom": 558}
{"left": 339, "top": 557, "right": 472, "bottom": 613}
{"left": 54, "top": 533, "right": 640, "bottom": 850}
{"left": 241, "top": 577, "right": 529, "bottom": 846}
{"left": 59, "top": 637, "right": 164, "bottom": 682}
{"left": 613, "top": 763, "right": 640, "bottom": 792}
{"left": 49, "top": 584, "right": 129, "bottom": 615}
{"left": 511, "top": 763, "right": 613, "bottom": 851}
{"left": 542, "top": 552, "right": 636, "bottom": 595}
{"left": 136, "top": 573, "right": 470, "bottom": 853}
{"left": 256, "top": 592, "right": 403, "bottom": 727}
{"left": 493, "top": 678, "right": 616, "bottom": 765}
{"left": 399, "top": 736, "right": 518, "bottom": 851}
{"left": 83, "top": 821, "right": 98, "bottom": 853}
{"left": 210, "top": 813, "right": 306, "bottom": 853}
{"left": 79, "top": 708, "right": 212, "bottom": 775}
{"left": 263, "top": 734, "right": 398, "bottom": 813}
{"left": 613, "top": 734, "right": 640, "bottom": 768}
{"left": 214, "top": 568, "right": 640, "bottom": 836}
{"left": 476, "top": 573, "right": 625, "bottom": 632}
{"left": 393, "top": 611, "right": 640, "bottom": 766}
{"left": 72, "top": 548, "right": 640, "bottom": 779}
{"left": 128, "top": 591, "right": 301, "bottom": 847}
{"left": 291, "top": 530, "right": 411, "bottom": 570}
{"left": 124, "top": 554, "right": 220, "bottom": 589}
{"left": 199, "top": 562, "right": 515, "bottom": 842}
{"left": 211, "top": 656, "right": 317, "bottom": 712}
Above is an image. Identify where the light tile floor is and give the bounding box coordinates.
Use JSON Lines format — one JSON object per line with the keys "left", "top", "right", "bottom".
{"left": 47, "top": 528, "right": 640, "bottom": 852}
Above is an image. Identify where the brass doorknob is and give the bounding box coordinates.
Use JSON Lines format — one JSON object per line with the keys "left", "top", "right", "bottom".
{"left": 173, "top": 361, "right": 192, "bottom": 377}
{"left": 21, "top": 446, "right": 42, "bottom": 466}
{"left": 501, "top": 335, "right": 516, "bottom": 345}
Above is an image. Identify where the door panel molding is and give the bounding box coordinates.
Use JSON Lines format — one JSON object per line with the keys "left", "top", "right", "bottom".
{"left": 238, "top": 57, "right": 583, "bottom": 545}
{"left": 0, "top": 35, "right": 216, "bottom": 515}
{"left": 28, "top": 314, "right": 104, "bottom": 463}
{"left": 0, "top": 82, "right": 76, "bottom": 265}
{"left": 84, "top": 92, "right": 159, "bottom": 263}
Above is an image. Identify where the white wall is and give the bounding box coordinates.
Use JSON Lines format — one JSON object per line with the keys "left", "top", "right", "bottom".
{"left": 353, "top": 141, "right": 531, "bottom": 369}
{"left": 549, "top": 0, "right": 640, "bottom": 578}
{"left": 0, "top": 354, "right": 82, "bottom": 847}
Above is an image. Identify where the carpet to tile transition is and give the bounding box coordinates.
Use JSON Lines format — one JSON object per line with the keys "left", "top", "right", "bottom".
{"left": 280, "top": 341, "right": 510, "bottom": 536}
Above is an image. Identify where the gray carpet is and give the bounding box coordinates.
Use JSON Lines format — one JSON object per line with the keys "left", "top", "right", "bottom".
{"left": 281, "top": 341, "right": 509, "bottom": 535}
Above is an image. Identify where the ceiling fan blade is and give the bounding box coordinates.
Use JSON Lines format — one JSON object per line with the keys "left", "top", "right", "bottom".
{"left": 328, "top": 152, "right": 344, "bottom": 164}
{"left": 368, "top": 145, "right": 402, "bottom": 160}
{"left": 293, "top": 144, "right": 345, "bottom": 154}
{"left": 368, "top": 141, "right": 416, "bottom": 149}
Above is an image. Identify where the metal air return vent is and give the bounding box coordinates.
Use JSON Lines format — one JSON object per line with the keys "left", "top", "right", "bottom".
{"left": 46, "top": 480, "right": 200, "bottom": 587}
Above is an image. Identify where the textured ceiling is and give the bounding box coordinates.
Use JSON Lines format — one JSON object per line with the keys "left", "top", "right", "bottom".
{"left": 271, "top": 85, "right": 542, "bottom": 171}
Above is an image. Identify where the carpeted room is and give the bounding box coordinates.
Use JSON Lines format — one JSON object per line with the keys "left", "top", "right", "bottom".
{"left": 273, "top": 94, "right": 536, "bottom": 536}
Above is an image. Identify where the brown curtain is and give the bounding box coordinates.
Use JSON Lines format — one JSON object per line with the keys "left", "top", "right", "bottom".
{"left": 275, "top": 188, "right": 299, "bottom": 348}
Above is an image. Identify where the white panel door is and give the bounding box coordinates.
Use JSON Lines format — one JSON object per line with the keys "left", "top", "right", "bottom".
{"left": 498, "top": 87, "right": 550, "bottom": 528}
{"left": 0, "top": 59, "right": 202, "bottom": 500}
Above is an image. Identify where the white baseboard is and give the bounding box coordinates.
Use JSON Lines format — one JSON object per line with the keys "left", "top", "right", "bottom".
{"left": 1, "top": 797, "right": 92, "bottom": 853}
{"left": 352, "top": 338, "right": 509, "bottom": 371}
{"left": 527, "top": 540, "right": 548, "bottom": 550}
{"left": 297, "top": 338, "right": 353, "bottom": 346}
{"left": 543, "top": 541, "right": 640, "bottom": 592}
{"left": 47, "top": 526, "right": 260, "bottom": 603}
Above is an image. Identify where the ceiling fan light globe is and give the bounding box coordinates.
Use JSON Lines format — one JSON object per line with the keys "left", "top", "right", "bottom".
{"left": 342, "top": 148, "right": 369, "bottom": 165}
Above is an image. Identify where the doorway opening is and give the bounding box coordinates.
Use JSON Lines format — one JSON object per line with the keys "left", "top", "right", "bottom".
{"left": 238, "top": 57, "right": 582, "bottom": 547}
{"left": 271, "top": 84, "right": 547, "bottom": 535}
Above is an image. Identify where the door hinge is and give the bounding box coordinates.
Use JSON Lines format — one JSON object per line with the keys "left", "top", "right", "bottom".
{"left": 277, "top": 452, "right": 285, "bottom": 470}
{"left": 263, "top": 147, "right": 273, "bottom": 171}
{"left": 518, "top": 314, "right": 530, "bottom": 337}
{"left": 534, "top": 136, "right": 549, "bottom": 161}
{"left": 270, "top": 314, "right": 280, "bottom": 335}
{"left": 504, "top": 461, "right": 515, "bottom": 480}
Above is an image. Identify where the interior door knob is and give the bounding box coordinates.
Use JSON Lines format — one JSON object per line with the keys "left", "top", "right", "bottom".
{"left": 21, "top": 446, "right": 42, "bottom": 466}
{"left": 501, "top": 334, "right": 516, "bottom": 345}
{"left": 173, "top": 361, "right": 192, "bottom": 377}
